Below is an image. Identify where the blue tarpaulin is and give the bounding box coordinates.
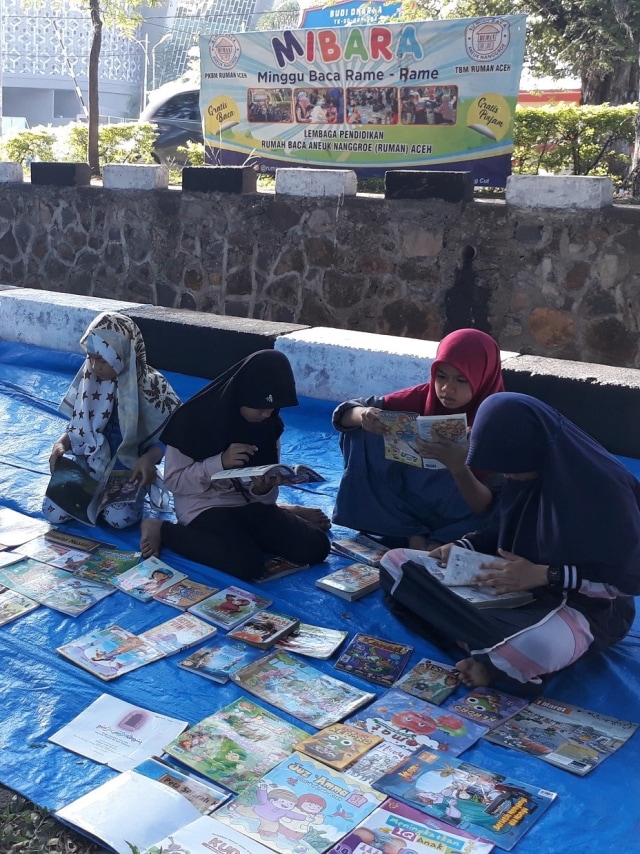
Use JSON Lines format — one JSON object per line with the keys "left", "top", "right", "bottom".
{"left": 0, "top": 340, "right": 638, "bottom": 853}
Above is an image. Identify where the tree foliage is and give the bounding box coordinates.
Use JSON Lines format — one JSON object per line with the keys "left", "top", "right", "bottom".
{"left": 256, "top": 0, "right": 300, "bottom": 31}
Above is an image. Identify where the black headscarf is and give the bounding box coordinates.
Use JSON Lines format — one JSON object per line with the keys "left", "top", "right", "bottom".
{"left": 161, "top": 350, "right": 298, "bottom": 464}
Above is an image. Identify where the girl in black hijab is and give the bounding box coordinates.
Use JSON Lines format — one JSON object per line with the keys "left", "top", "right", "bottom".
{"left": 140, "top": 350, "right": 330, "bottom": 580}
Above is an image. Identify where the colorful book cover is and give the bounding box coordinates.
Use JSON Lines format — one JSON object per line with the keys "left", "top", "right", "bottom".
{"left": 227, "top": 609, "right": 300, "bottom": 648}
{"left": 178, "top": 639, "right": 266, "bottom": 683}
{"left": 276, "top": 623, "right": 348, "bottom": 659}
{"left": 72, "top": 547, "right": 141, "bottom": 584}
{"left": 334, "top": 633, "right": 413, "bottom": 687}
{"left": 138, "top": 613, "right": 218, "bottom": 656}
{"left": 378, "top": 409, "right": 422, "bottom": 467}
{"left": 315, "top": 563, "right": 380, "bottom": 600}
{"left": 330, "top": 535, "right": 388, "bottom": 567}
{"left": 483, "top": 696, "right": 640, "bottom": 775}
{"left": 214, "top": 751, "right": 386, "bottom": 854}
{"left": 326, "top": 796, "right": 495, "bottom": 854}
{"left": 416, "top": 413, "right": 468, "bottom": 470}
{"left": 153, "top": 578, "right": 218, "bottom": 610}
{"left": 295, "top": 723, "right": 382, "bottom": 771}
{"left": 56, "top": 625, "right": 161, "bottom": 680}
{"left": 187, "top": 584, "right": 272, "bottom": 630}
{"left": 113, "top": 556, "right": 187, "bottom": 602}
{"left": 445, "top": 687, "right": 529, "bottom": 729}
{"left": 347, "top": 688, "right": 487, "bottom": 756}
{"left": 394, "top": 657, "right": 461, "bottom": 705}
{"left": 346, "top": 741, "right": 413, "bottom": 786}
{"left": 14, "top": 535, "right": 94, "bottom": 570}
{"left": 163, "top": 698, "right": 306, "bottom": 793}
{"left": 373, "top": 748, "right": 557, "bottom": 850}
{"left": 232, "top": 649, "right": 376, "bottom": 729}
{"left": 0, "top": 558, "right": 114, "bottom": 616}
{"left": 0, "top": 584, "right": 39, "bottom": 625}
{"left": 0, "top": 558, "right": 69, "bottom": 598}
{"left": 143, "top": 815, "right": 275, "bottom": 854}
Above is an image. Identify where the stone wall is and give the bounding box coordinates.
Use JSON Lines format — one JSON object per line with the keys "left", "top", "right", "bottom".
{"left": 0, "top": 183, "right": 638, "bottom": 367}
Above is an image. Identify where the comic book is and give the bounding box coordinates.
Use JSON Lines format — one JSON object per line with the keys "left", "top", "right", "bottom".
{"left": 334, "top": 633, "right": 413, "bottom": 687}
{"left": 232, "top": 649, "right": 376, "bottom": 729}
{"left": 138, "top": 613, "right": 218, "bottom": 656}
{"left": 373, "top": 748, "right": 557, "bottom": 850}
{"left": 329, "top": 535, "right": 388, "bottom": 568}
{"left": 214, "top": 751, "right": 386, "bottom": 854}
{"left": 295, "top": 723, "right": 382, "bottom": 770}
{"left": 394, "top": 657, "right": 460, "bottom": 705}
{"left": 163, "top": 698, "right": 306, "bottom": 793}
{"left": 445, "top": 687, "right": 529, "bottom": 730}
{"left": 483, "top": 697, "right": 639, "bottom": 775}
{"left": 345, "top": 741, "right": 413, "bottom": 786}
{"left": 347, "top": 687, "right": 487, "bottom": 756}
{"left": 227, "top": 609, "right": 300, "bottom": 648}
{"left": 0, "top": 584, "right": 39, "bottom": 626}
{"left": 143, "top": 816, "right": 274, "bottom": 854}
{"left": 178, "top": 639, "right": 266, "bottom": 683}
{"left": 315, "top": 563, "right": 380, "bottom": 600}
{"left": 113, "top": 556, "right": 187, "bottom": 602}
{"left": 0, "top": 558, "right": 115, "bottom": 616}
{"left": 187, "top": 585, "right": 272, "bottom": 630}
{"left": 275, "top": 622, "right": 348, "bottom": 659}
{"left": 153, "top": 578, "right": 218, "bottom": 610}
{"left": 56, "top": 625, "right": 162, "bottom": 680}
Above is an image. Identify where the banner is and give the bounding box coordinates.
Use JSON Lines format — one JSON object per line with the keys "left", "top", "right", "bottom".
{"left": 300, "top": 0, "right": 402, "bottom": 29}
{"left": 200, "top": 15, "right": 526, "bottom": 187}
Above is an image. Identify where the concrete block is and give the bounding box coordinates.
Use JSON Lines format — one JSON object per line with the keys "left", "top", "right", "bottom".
{"left": 385, "top": 170, "right": 474, "bottom": 202}
{"left": 275, "top": 168, "right": 357, "bottom": 198}
{"left": 102, "top": 163, "right": 169, "bottom": 190}
{"left": 30, "top": 162, "right": 92, "bottom": 187}
{"left": 182, "top": 166, "right": 257, "bottom": 194}
{"left": 0, "top": 163, "right": 23, "bottom": 183}
{"left": 506, "top": 175, "right": 613, "bottom": 209}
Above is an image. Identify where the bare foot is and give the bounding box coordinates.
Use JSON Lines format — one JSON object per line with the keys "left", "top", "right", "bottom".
{"left": 286, "top": 505, "right": 332, "bottom": 531}
{"left": 140, "top": 518, "right": 163, "bottom": 558}
{"left": 456, "top": 656, "right": 496, "bottom": 688}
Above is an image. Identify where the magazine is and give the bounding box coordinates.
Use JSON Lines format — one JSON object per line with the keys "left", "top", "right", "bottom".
{"left": 0, "top": 558, "right": 115, "bottom": 616}
{"left": 315, "top": 563, "right": 380, "bottom": 600}
{"left": 113, "top": 556, "right": 187, "bottom": 602}
{"left": 143, "top": 815, "right": 274, "bottom": 854}
{"left": 295, "top": 723, "right": 382, "bottom": 770}
{"left": 227, "top": 609, "right": 300, "bottom": 648}
{"left": 377, "top": 411, "right": 467, "bottom": 470}
{"left": 394, "top": 657, "right": 461, "bottom": 705}
{"left": 334, "top": 633, "right": 413, "bottom": 687}
{"left": 275, "top": 622, "right": 348, "bottom": 659}
{"left": 0, "top": 584, "right": 39, "bottom": 625}
{"left": 138, "top": 613, "right": 218, "bottom": 656}
{"left": 178, "top": 639, "right": 266, "bottom": 683}
{"left": 214, "top": 751, "right": 386, "bottom": 854}
{"left": 48, "top": 694, "right": 188, "bottom": 771}
{"left": 330, "top": 535, "right": 388, "bottom": 567}
{"left": 231, "top": 649, "right": 376, "bottom": 729}
{"left": 163, "top": 698, "right": 306, "bottom": 793}
{"left": 45, "top": 456, "right": 147, "bottom": 526}
{"left": 347, "top": 687, "right": 487, "bottom": 756}
{"left": 255, "top": 555, "right": 310, "bottom": 583}
{"left": 373, "top": 748, "right": 557, "bottom": 850}
{"left": 187, "top": 585, "right": 272, "bottom": 630}
{"left": 153, "top": 577, "right": 218, "bottom": 610}
{"left": 56, "top": 624, "right": 162, "bottom": 680}
{"left": 326, "top": 796, "right": 495, "bottom": 854}
{"left": 483, "top": 696, "right": 639, "bottom": 775}
{"left": 345, "top": 741, "right": 413, "bottom": 785}
{"left": 0, "top": 507, "right": 52, "bottom": 547}
{"left": 210, "top": 461, "right": 325, "bottom": 484}
{"left": 445, "top": 687, "right": 529, "bottom": 729}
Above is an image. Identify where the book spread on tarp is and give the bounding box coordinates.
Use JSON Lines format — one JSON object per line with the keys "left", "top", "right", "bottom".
{"left": 143, "top": 815, "right": 274, "bottom": 854}
{"left": 335, "top": 633, "right": 413, "bottom": 686}
{"left": 178, "top": 639, "right": 266, "bottom": 683}
{"left": 330, "top": 535, "right": 388, "bottom": 567}
{"left": 275, "top": 623, "right": 348, "bottom": 659}
{"left": 188, "top": 585, "right": 272, "bottom": 629}
{"left": 0, "top": 558, "right": 115, "bottom": 616}
{"left": 295, "top": 722, "right": 382, "bottom": 770}
{"left": 113, "top": 556, "right": 187, "bottom": 602}
{"left": 315, "top": 563, "right": 380, "bottom": 600}
{"left": 56, "top": 625, "right": 162, "bottom": 679}
{"left": 394, "top": 657, "right": 460, "bottom": 704}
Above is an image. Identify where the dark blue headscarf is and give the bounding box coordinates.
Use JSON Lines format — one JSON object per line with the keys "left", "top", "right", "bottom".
{"left": 467, "top": 392, "right": 640, "bottom": 593}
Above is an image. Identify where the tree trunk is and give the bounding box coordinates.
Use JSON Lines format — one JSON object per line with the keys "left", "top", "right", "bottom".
{"left": 88, "top": 0, "right": 103, "bottom": 176}
{"left": 582, "top": 59, "right": 638, "bottom": 105}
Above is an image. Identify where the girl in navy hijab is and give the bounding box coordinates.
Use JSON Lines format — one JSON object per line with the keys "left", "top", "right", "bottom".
{"left": 380, "top": 393, "right": 640, "bottom": 689}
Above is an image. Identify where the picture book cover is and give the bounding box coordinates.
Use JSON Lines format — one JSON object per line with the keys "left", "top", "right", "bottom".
{"left": 14, "top": 535, "right": 94, "bottom": 570}
{"left": 0, "top": 507, "right": 52, "bottom": 548}
{"left": 70, "top": 546, "right": 141, "bottom": 585}
{"left": 377, "top": 410, "right": 422, "bottom": 467}
{"left": 325, "top": 796, "right": 495, "bottom": 854}
{"left": 188, "top": 585, "right": 272, "bottom": 630}
{"left": 483, "top": 696, "right": 640, "bottom": 775}
{"left": 227, "top": 609, "right": 300, "bottom": 648}
{"left": 276, "top": 623, "right": 348, "bottom": 659}
{"left": 56, "top": 624, "right": 161, "bottom": 680}
{"left": 445, "top": 687, "right": 529, "bottom": 730}
{"left": 255, "top": 555, "right": 310, "bottom": 583}
{"left": 210, "top": 462, "right": 325, "bottom": 484}
{"left": 394, "top": 657, "right": 461, "bottom": 705}
{"left": 113, "top": 556, "right": 187, "bottom": 602}
{"left": 0, "top": 558, "right": 66, "bottom": 599}
{"left": 334, "top": 633, "right": 413, "bottom": 687}
{"left": 0, "top": 584, "right": 39, "bottom": 626}
{"left": 214, "top": 751, "right": 386, "bottom": 854}
{"left": 373, "top": 748, "right": 557, "bottom": 850}
{"left": 416, "top": 413, "right": 468, "bottom": 470}
{"left": 143, "top": 815, "right": 275, "bottom": 854}
{"left": 153, "top": 577, "right": 218, "bottom": 610}
{"left": 0, "top": 558, "right": 114, "bottom": 616}
{"left": 178, "top": 639, "right": 266, "bottom": 683}
{"left": 232, "top": 650, "right": 377, "bottom": 729}
{"left": 345, "top": 741, "right": 413, "bottom": 786}
{"left": 329, "top": 535, "right": 388, "bottom": 568}
{"left": 347, "top": 688, "right": 487, "bottom": 756}
{"left": 163, "top": 698, "right": 307, "bottom": 793}
{"left": 315, "top": 563, "right": 380, "bottom": 600}
{"left": 138, "top": 613, "right": 218, "bottom": 656}
{"left": 295, "top": 723, "right": 383, "bottom": 770}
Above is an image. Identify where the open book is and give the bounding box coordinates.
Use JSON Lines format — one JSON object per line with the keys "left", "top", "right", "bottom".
{"left": 210, "top": 462, "right": 325, "bottom": 484}
{"left": 378, "top": 411, "right": 467, "bottom": 470}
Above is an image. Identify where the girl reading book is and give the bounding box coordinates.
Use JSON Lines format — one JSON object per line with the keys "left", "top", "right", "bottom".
{"left": 43, "top": 312, "right": 180, "bottom": 528}
{"left": 380, "top": 393, "right": 640, "bottom": 689}
{"left": 332, "top": 328, "right": 504, "bottom": 548}
{"left": 140, "top": 350, "right": 331, "bottom": 579}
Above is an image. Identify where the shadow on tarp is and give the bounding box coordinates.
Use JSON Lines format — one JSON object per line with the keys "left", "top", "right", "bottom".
{"left": 0, "top": 341, "right": 638, "bottom": 854}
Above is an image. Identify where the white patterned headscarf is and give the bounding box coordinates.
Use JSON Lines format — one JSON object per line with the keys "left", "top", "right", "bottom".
{"left": 60, "top": 312, "right": 180, "bottom": 477}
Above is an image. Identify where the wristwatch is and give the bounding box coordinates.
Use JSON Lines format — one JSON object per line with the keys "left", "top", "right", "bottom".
{"left": 547, "top": 565, "right": 564, "bottom": 589}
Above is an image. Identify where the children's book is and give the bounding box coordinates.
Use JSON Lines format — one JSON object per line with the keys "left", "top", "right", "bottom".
{"left": 231, "top": 649, "right": 376, "bottom": 729}
{"left": 210, "top": 461, "right": 325, "bottom": 484}
{"left": 334, "top": 633, "right": 413, "bottom": 687}
{"left": 143, "top": 815, "right": 275, "bottom": 854}
{"left": 315, "top": 563, "right": 380, "bottom": 600}
{"left": 345, "top": 741, "right": 413, "bottom": 785}
{"left": 112, "top": 555, "right": 187, "bottom": 602}
{"left": 330, "top": 535, "right": 388, "bottom": 567}
{"left": 153, "top": 577, "right": 218, "bottom": 609}
{"left": 214, "top": 751, "right": 386, "bottom": 854}
{"left": 138, "top": 613, "right": 218, "bottom": 656}
{"left": 373, "top": 748, "right": 557, "bottom": 850}
{"left": 394, "top": 657, "right": 460, "bottom": 705}
{"left": 255, "top": 555, "right": 310, "bottom": 583}
{"left": 48, "top": 694, "right": 188, "bottom": 771}
{"left": 227, "top": 609, "right": 300, "bottom": 648}
{"left": 275, "top": 622, "right": 348, "bottom": 659}
{"left": 295, "top": 722, "right": 383, "bottom": 770}
{"left": 326, "top": 796, "right": 495, "bottom": 854}
{"left": 0, "top": 507, "right": 52, "bottom": 547}
{"left": 445, "top": 687, "right": 529, "bottom": 729}
{"left": 163, "top": 698, "right": 306, "bottom": 793}
{"left": 0, "top": 550, "right": 34, "bottom": 569}
{"left": 56, "top": 624, "right": 162, "bottom": 680}
{"left": 377, "top": 412, "right": 468, "bottom": 470}
{"left": 44, "top": 528, "right": 110, "bottom": 552}
{"left": 71, "top": 546, "right": 141, "bottom": 585}
{"left": 442, "top": 544, "right": 507, "bottom": 586}
{"left": 178, "top": 639, "right": 266, "bottom": 683}
{"left": 187, "top": 584, "right": 272, "bottom": 630}
{"left": 0, "top": 584, "right": 40, "bottom": 625}
{"left": 0, "top": 558, "right": 115, "bottom": 616}
{"left": 13, "top": 535, "right": 94, "bottom": 570}
{"left": 347, "top": 688, "right": 487, "bottom": 756}
{"left": 483, "top": 696, "right": 639, "bottom": 775}
{"left": 416, "top": 413, "right": 468, "bottom": 469}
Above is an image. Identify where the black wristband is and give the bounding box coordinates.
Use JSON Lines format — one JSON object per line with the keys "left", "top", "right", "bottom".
{"left": 547, "top": 565, "right": 564, "bottom": 589}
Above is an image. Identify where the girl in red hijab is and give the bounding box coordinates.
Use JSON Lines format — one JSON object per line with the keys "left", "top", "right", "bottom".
{"left": 332, "top": 328, "right": 504, "bottom": 548}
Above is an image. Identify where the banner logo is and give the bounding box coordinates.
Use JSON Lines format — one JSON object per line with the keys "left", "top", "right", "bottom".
{"left": 465, "top": 18, "right": 510, "bottom": 63}
{"left": 209, "top": 34, "right": 241, "bottom": 70}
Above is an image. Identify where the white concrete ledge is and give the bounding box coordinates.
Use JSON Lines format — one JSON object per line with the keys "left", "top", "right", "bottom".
{"left": 102, "top": 164, "right": 169, "bottom": 191}
{"left": 0, "top": 162, "right": 23, "bottom": 183}
{"left": 506, "top": 175, "right": 613, "bottom": 209}
{"left": 275, "top": 168, "right": 358, "bottom": 198}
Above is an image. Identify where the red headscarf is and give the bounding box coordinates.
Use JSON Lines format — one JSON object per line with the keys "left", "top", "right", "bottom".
{"left": 382, "top": 328, "right": 504, "bottom": 425}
